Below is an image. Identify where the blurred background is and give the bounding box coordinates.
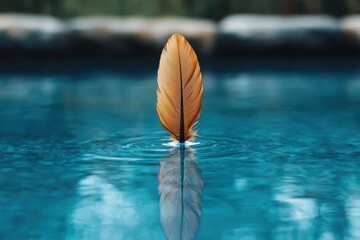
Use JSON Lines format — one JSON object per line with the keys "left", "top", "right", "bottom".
{"left": 1, "top": 0, "right": 360, "bottom": 58}
{"left": 1, "top": 0, "right": 360, "bottom": 19}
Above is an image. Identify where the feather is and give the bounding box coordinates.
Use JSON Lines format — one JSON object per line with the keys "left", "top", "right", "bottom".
{"left": 158, "top": 147, "right": 203, "bottom": 240}
{"left": 156, "top": 33, "right": 203, "bottom": 143}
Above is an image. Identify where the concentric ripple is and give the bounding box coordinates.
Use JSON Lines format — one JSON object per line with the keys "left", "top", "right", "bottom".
{"left": 80, "top": 133, "right": 170, "bottom": 162}
{"left": 79, "top": 133, "right": 246, "bottom": 162}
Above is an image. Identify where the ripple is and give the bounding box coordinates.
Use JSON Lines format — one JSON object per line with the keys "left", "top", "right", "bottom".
{"left": 81, "top": 134, "right": 170, "bottom": 161}
{"left": 162, "top": 140, "right": 200, "bottom": 147}
{"left": 80, "top": 134, "right": 246, "bottom": 162}
{"left": 188, "top": 135, "right": 246, "bottom": 159}
{"left": 158, "top": 135, "right": 246, "bottom": 159}
{"left": 120, "top": 136, "right": 170, "bottom": 159}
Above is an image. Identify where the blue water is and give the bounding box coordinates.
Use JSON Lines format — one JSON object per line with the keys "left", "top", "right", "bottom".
{"left": 0, "top": 60, "right": 360, "bottom": 240}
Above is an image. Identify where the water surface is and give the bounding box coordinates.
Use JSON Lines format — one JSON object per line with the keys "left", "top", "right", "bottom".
{"left": 0, "top": 59, "right": 360, "bottom": 240}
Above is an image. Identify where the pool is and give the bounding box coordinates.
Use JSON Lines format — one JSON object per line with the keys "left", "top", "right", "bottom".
{"left": 0, "top": 59, "right": 360, "bottom": 240}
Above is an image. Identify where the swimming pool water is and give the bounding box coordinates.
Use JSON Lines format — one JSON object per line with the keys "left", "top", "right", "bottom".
{"left": 0, "top": 59, "right": 360, "bottom": 240}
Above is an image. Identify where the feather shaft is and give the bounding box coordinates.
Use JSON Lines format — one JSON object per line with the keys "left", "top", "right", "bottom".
{"left": 178, "top": 45, "right": 185, "bottom": 143}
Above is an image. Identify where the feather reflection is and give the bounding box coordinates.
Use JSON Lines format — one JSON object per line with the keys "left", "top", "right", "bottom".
{"left": 158, "top": 146, "right": 203, "bottom": 240}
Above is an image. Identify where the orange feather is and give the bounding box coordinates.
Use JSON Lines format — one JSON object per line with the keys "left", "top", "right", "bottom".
{"left": 156, "top": 33, "right": 203, "bottom": 143}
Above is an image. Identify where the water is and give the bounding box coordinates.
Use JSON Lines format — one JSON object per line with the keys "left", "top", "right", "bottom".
{"left": 0, "top": 59, "right": 360, "bottom": 240}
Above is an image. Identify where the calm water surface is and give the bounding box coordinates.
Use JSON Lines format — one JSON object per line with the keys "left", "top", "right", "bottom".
{"left": 0, "top": 60, "right": 360, "bottom": 240}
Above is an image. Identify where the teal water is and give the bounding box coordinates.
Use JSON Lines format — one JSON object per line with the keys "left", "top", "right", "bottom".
{"left": 0, "top": 60, "right": 360, "bottom": 240}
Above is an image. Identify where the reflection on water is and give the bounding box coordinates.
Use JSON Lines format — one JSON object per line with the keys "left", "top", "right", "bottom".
{"left": 346, "top": 196, "right": 360, "bottom": 239}
{"left": 68, "top": 175, "right": 139, "bottom": 239}
{"left": 158, "top": 147, "right": 203, "bottom": 240}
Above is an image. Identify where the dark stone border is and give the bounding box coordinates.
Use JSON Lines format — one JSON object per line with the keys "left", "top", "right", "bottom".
{"left": 1, "top": 14, "right": 360, "bottom": 58}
